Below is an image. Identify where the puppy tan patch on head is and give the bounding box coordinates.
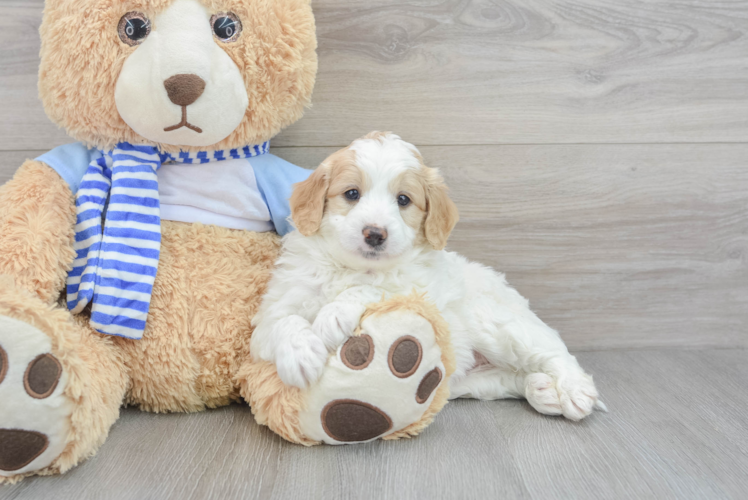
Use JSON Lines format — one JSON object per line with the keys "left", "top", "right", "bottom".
{"left": 327, "top": 155, "right": 369, "bottom": 200}
{"left": 383, "top": 139, "right": 459, "bottom": 250}
{"left": 290, "top": 147, "right": 364, "bottom": 236}
{"left": 390, "top": 169, "right": 427, "bottom": 232}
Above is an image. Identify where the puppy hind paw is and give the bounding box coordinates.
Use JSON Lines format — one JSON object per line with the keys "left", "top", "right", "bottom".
{"left": 525, "top": 373, "right": 563, "bottom": 416}
{"left": 525, "top": 371, "right": 601, "bottom": 421}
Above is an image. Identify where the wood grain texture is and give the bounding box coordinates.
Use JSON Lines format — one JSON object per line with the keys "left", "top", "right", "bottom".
{"left": 0, "top": 1, "right": 69, "bottom": 151}
{"left": 0, "top": 151, "right": 38, "bottom": 185}
{"left": 280, "top": 0, "right": 748, "bottom": 146}
{"left": 1, "top": 0, "right": 748, "bottom": 149}
{"left": 1, "top": 143, "right": 746, "bottom": 351}
{"left": 0, "top": 349, "right": 746, "bottom": 499}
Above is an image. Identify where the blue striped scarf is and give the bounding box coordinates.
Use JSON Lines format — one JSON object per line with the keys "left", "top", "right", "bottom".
{"left": 67, "top": 141, "right": 270, "bottom": 339}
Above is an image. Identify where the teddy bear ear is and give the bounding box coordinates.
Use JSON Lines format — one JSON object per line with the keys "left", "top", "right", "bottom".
{"left": 290, "top": 164, "right": 331, "bottom": 236}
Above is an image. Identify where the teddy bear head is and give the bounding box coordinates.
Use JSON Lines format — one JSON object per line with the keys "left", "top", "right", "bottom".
{"left": 38, "top": 0, "right": 317, "bottom": 152}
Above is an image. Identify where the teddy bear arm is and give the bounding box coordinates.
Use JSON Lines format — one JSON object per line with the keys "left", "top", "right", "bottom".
{"left": 0, "top": 160, "right": 77, "bottom": 304}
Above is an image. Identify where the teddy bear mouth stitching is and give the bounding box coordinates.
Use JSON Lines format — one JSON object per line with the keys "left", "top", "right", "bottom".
{"left": 164, "top": 106, "right": 203, "bottom": 134}
{"left": 163, "top": 73, "right": 206, "bottom": 133}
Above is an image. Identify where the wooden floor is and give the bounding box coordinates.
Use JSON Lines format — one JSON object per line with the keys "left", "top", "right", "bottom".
{"left": 0, "top": 0, "right": 747, "bottom": 498}
{"left": 0, "top": 349, "right": 746, "bottom": 500}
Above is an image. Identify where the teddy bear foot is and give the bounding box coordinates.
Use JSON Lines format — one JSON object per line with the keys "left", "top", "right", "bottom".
{"left": 0, "top": 276, "right": 127, "bottom": 483}
{"left": 241, "top": 294, "right": 456, "bottom": 446}
{"left": 297, "top": 297, "right": 454, "bottom": 444}
{"left": 0, "top": 314, "right": 74, "bottom": 480}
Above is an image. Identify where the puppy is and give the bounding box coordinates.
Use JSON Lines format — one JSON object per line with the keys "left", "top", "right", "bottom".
{"left": 251, "top": 132, "right": 604, "bottom": 421}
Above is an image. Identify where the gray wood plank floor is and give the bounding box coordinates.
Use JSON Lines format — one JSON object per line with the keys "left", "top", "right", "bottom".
{"left": 1, "top": 349, "right": 746, "bottom": 500}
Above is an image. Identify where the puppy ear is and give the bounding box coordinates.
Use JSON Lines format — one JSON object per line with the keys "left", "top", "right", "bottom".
{"left": 424, "top": 169, "right": 459, "bottom": 250}
{"left": 290, "top": 164, "right": 330, "bottom": 236}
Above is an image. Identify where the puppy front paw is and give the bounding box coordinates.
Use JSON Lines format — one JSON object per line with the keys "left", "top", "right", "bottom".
{"left": 312, "top": 302, "right": 366, "bottom": 351}
{"left": 275, "top": 328, "right": 329, "bottom": 389}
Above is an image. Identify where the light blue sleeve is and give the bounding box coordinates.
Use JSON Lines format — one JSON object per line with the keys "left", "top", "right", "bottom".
{"left": 251, "top": 154, "right": 312, "bottom": 236}
{"left": 36, "top": 142, "right": 100, "bottom": 195}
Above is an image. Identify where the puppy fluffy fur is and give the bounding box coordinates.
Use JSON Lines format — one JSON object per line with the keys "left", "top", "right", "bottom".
{"left": 251, "top": 132, "right": 605, "bottom": 421}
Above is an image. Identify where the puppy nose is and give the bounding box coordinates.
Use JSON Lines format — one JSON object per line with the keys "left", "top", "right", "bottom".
{"left": 164, "top": 74, "right": 206, "bottom": 107}
{"left": 363, "top": 226, "right": 388, "bottom": 247}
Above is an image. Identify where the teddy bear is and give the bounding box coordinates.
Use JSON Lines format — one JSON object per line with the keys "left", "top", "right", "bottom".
{"left": 0, "top": 0, "right": 453, "bottom": 481}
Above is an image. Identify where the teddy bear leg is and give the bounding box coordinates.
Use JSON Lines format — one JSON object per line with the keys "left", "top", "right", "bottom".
{"left": 0, "top": 276, "right": 128, "bottom": 483}
{"left": 0, "top": 160, "right": 77, "bottom": 304}
{"left": 240, "top": 294, "right": 456, "bottom": 445}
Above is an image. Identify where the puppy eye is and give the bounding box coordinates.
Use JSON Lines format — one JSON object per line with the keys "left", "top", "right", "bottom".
{"left": 397, "top": 194, "right": 411, "bottom": 207}
{"left": 211, "top": 12, "right": 242, "bottom": 42}
{"left": 344, "top": 189, "right": 360, "bottom": 201}
{"left": 118, "top": 12, "right": 151, "bottom": 46}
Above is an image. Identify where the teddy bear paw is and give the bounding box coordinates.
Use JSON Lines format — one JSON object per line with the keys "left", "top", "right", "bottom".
{"left": 297, "top": 308, "right": 447, "bottom": 444}
{"left": 0, "top": 315, "right": 73, "bottom": 478}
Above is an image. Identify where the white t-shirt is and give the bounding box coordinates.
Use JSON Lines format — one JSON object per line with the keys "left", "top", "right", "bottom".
{"left": 158, "top": 158, "right": 273, "bottom": 232}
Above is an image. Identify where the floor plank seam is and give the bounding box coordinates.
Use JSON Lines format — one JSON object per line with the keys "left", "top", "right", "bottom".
{"left": 3, "top": 141, "right": 748, "bottom": 154}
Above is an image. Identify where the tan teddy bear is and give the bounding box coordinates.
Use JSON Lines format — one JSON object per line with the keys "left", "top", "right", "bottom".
{"left": 0, "top": 0, "right": 452, "bottom": 482}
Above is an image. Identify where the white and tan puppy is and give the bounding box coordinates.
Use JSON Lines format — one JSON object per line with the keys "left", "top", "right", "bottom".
{"left": 251, "top": 132, "right": 605, "bottom": 421}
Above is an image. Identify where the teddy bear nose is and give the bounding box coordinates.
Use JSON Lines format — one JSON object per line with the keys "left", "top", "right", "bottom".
{"left": 164, "top": 74, "right": 206, "bottom": 107}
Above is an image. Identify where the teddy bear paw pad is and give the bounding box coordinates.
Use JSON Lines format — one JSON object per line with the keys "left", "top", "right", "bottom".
{"left": 0, "top": 315, "right": 73, "bottom": 476}
{"left": 298, "top": 309, "right": 446, "bottom": 444}
{"left": 321, "top": 399, "right": 393, "bottom": 442}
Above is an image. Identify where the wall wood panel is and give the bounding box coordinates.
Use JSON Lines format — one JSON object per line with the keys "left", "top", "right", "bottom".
{"left": 1, "top": 1, "right": 747, "bottom": 149}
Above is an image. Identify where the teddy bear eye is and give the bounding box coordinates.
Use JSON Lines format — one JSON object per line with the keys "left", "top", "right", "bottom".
{"left": 118, "top": 12, "right": 151, "bottom": 46}
{"left": 211, "top": 12, "right": 242, "bottom": 43}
